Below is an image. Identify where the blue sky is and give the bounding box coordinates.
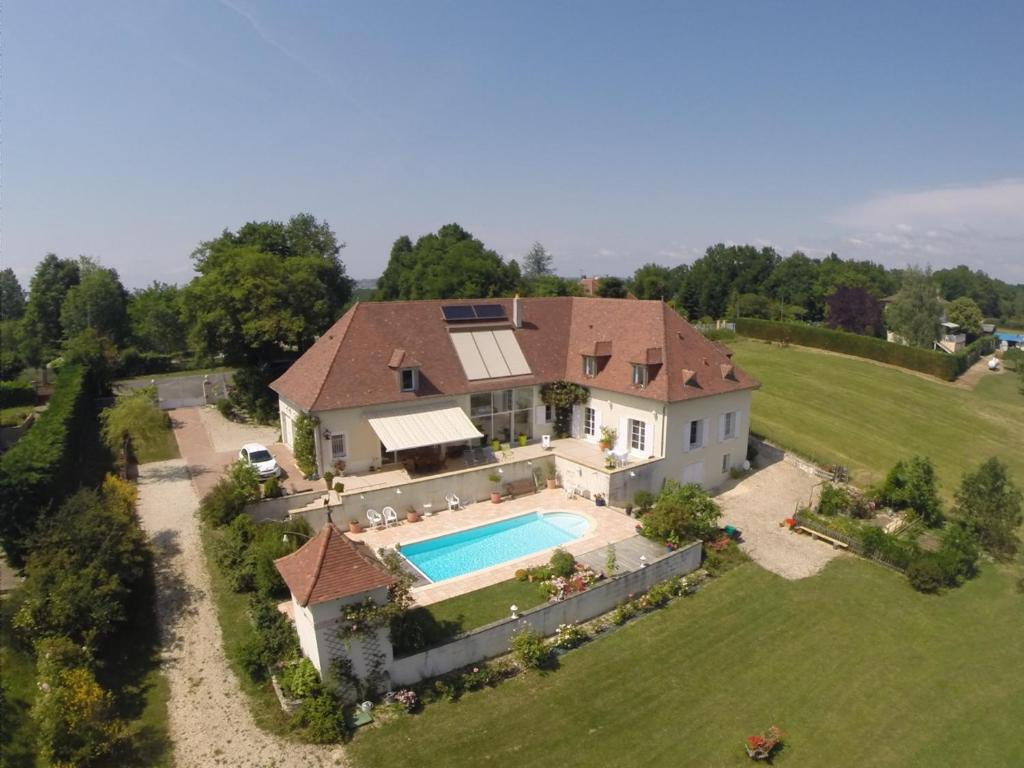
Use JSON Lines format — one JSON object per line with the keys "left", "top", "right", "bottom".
{"left": 4, "top": 0, "right": 1023, "bottom": 288}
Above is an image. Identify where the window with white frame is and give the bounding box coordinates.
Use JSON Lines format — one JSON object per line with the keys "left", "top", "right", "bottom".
{"left": 583, "top": 407, "right": 596, "bottom": 437}
{"left": 631, "top": 363, "right": 649, "bottom": 387}
{"left": 544, "top": 404, "right": 555, "bottom": 423}
{"left": 330, "top": 433, "right": 347, "bottom": 459}
{"left": 400, "top": 368, "right": 418, "bottom": 392}
{"left": 629, "top": 418, "right": 647, "bottom": 453}
{"left": 583, "top": 356, "right": 597, "bottom": 377}
{"left": 722, "top": 453, "right": 730, "bottom": 474}
{"left": 722, "top": 410, "right": 737, "bottom": 440}
{"left": 686, "top": 419, "right": 704, "bottom": 451}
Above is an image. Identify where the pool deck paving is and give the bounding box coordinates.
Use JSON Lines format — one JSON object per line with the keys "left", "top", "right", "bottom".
{"left": 349, "top": 488, "right": 642, "bottom": 606}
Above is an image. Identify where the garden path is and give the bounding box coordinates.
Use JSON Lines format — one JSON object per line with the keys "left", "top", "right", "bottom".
{"left": 137, "top": 455, "right": 347, "bottom": 768}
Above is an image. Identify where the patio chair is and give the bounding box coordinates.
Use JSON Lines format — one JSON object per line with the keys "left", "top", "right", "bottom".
{"left": 366, "top": 509, "right": 384, "bottom": 529}
{"left": 445, "top": 492, "right": 463, "bottom": 511}
{"left": 563, "top": 483, "right": 578, "bottom": 499}
{"left": 382, "top": 506, "right": 399, "bottom": 527}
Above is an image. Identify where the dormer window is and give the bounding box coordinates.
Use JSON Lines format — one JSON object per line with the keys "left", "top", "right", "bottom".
{"left": 631, "top": 363, "right": 649, "bottom": 387}
{"left": 583, "top": 356, "right": 598, "bottom": 377}
{"left": 400, "top": 368, "right": 418, "bottom": 392}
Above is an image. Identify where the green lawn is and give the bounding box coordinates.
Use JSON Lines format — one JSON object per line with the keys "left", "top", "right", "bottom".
{"left": 349, "top": 559, "right": 1024, "bottom": 768}
{"left": 133, "top": 416, "right": 180, "bottom": 464}
{"left": 115, "top": 366, "right": 234, "bottom": 384}
{"left": 397, "top": 579, "right": 548, "bottom": 655}
{"left": 729, "top": 338, "right": 1024, "bottom": 495}
{"left": 0, "top": 405, "right": 34, "bottom": 427}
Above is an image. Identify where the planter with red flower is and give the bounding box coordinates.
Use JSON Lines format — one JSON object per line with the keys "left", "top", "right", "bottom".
{"left": 745, "top": 725, "right": 783, "bottom": 761}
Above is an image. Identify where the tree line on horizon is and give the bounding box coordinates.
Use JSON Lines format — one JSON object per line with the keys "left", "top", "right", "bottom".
{"left": 3, "top": 217, "right": 1022, "bottom": 416}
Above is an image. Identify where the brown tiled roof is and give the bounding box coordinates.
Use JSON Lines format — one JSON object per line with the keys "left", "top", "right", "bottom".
{"left": 271, "top": 297, "right": 758, "bottom": 410}
{"left": 274, "top": 523, "right": 393, "bottom": 607}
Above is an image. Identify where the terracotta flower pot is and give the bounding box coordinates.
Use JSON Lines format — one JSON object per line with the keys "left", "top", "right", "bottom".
{"left": 490, "top": 491, "right": 502, "bottom": 504}
{"left": 546, "top": 478, "right": 557, "bottom": 490}
{"left": 406, "top": 511, "right": 420, "bottom": 523}
{"left": 349, "top": 521, "right": 363, "bottom": 534}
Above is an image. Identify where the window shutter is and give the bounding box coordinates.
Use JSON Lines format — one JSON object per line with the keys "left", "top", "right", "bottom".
{"left": 735, "top": 410, "right": 743, "bottom": 440}
{"left": 535, "top": 405, "right": 547, "bottom": 423}
{"left": 594, "top": 408, "right": 603, "bottom": 435}
{"left": 719, "top": 414, "right": 726, "bottom": 442}
{"left": 571, "top": 405, "right": 582, "bottom": 438}
{"left": 617, "top": 417, "right": 628, "bottom": 453}
{"left": 701, "top": 418, "right": 709, "bottom": 448}
{"left": 683, "top": 420, "right": 692, "bottom": 452}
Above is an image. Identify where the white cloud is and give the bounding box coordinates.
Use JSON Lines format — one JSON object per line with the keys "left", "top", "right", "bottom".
{"left": 828, "top": 179, "right": 1024, "bottom": 281}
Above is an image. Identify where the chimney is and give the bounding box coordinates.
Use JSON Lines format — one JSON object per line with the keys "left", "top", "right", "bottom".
{"left": 513, "top": 294, "right": 522, "bottom": 328}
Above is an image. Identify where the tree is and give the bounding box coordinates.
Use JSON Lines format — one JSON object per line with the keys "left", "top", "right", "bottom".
{"left": 59, "top": 257, "right": 129, "bottom": 345}
{"left": 629, "top": 263, "right": 675, "bottom": 301}
{"left": 640, "top": 480, "right": 721, "bottom": 543}
{"left": 886, "top": 266, "right": 940, "bottom": 348}
{"left": 677, "top": 244, "right": 780, "bottom": 319}
{"left": 595, "top": 276, "right": 628, "bottom": 298}
{"left": 954, "top": 457, "right": 1022, "bottom": 559}
{"left": 945, "top": 296, "right": 984, "bottom": 334}
{"left": 522, "top": 242, "right": 554, "bottom": 279}
{"left": 825, "top": 286, "right": 884, "bottom": 336}
{"left": 375, "top": 224, "right": 520, "bottom": 300}
{"left": 128, "top": 282, "right": 186, "bottom": 354}
{"left": 765, "top": 251, "right": 820, "bottom": 318}
{"left": 182, "top": 214, "right": 352, "bottom": 369}
{"left": 21, "top": 254, "right": 81, "bottom": 367}
{"left": 879, "top": 456, "right": 943, "bottom": 526}
{"left": 62, "top": 328, "right": 118, "bottom": 392}
{"left": 101, "top": 388, "right": 168, "bottom": 473}
{"left": 0, "top": 267, "right": 26, "bottom": 321}
{"left": 523, "top": 275, "right": 581, "bottom": 297}
{"left": 0, "top": 320, "right": 24, "bottom": 379}
{"left": 734, "top": 292, "right": 775, "bottom": 319}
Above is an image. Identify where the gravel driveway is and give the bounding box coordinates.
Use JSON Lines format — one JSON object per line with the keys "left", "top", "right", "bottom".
{"left": 717, "top": 459, "right": 844, "bottom": 579}
{"left": 137, "top": 458, "right": 347, "bottom": 767}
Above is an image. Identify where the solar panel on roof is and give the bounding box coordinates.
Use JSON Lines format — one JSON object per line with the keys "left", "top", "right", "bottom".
{"left": 472, "top": 304, "right": 506, "bottom": 319}
{"left": 441, "top": 305, "right": 476, "bottom": 321}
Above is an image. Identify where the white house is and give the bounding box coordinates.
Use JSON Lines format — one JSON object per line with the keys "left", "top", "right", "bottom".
{"left": 270, "top": 296, "right": 759, "bottom": 501}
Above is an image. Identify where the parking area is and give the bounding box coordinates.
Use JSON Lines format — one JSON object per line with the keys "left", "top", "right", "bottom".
{"left": 118, "top": 371, "right": 232, "bottom": 409}
{"left": 716, "top": 458, "right": 844, "bottom": 579}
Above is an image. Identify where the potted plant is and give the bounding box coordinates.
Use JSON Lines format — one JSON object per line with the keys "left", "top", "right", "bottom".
{"left": 333, "top": 459, "right": 346, "bottom": 475}
{"left": 516, "top": 433, "right": 528, "bottom": 447}
{"left": 624, "top": 504, "right": 634, "bottom": 517}
{"left": 599, "top": 426, "right": 616, "bottom": 451}
{"left": 604, "top": 456, "right": 617, "bottom": 470}
{"left": 333, "top": 481, "right": 345, "bottom": 495}
{"left": 323, "top": 471, "right": 334, "bottom": 491}
{"left": 348, "top": 518, "right": 363, "bottom": 534}
{"left": 594, "top": 492, "right": 606, "bottom": 507}
{"left": 405, "top": 505, "right": 421, "bottom": 523}
{"left": 544, "top": 463, "right": 558, "bottom": 490}
{"left": 745, "top": 726, "right": 783, "bottom": 761}
{"left": 488, "top": 472, "right": 503, "bottom": 503}
{"left": 490, "top": 439, "right": 501, "bottom": 453}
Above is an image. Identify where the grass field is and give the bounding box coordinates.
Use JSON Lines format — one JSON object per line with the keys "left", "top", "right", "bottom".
{"left": 729, "top": 338, "right": 1024, "bottom": 496}
{"left": 0, "top": 405, "right": 34, "bottom": 427}
{"left": 133, "top": 415, "right": 181, "bottom": 464}
{"left": 349, "top": 559, "right": 1024, "bottom": 768}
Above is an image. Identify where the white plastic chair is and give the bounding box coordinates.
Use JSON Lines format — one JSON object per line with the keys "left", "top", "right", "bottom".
{"left": 445, "top": 492, "right": 462, "bottom": 510}
{"left": 366, "top": 509, "right": 384, "bottom": 529}
{"left": 382, "top": 506, "right": 399, "bottom": 527}
{"left": 563, "top": 483, "right": 578, "bottom": 499}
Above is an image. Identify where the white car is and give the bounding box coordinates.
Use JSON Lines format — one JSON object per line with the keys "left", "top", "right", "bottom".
{"left": 239, "top": 442, "right": 280, "bottom": 479}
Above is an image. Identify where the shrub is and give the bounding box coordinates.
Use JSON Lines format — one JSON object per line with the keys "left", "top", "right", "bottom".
{"left": 215, "top": 397, "right": 235, "bottom": 420}
{"left": 735, "top": 318, "right": 994, "bottom": 380}
{"left": 880, "top": 456, "right": 943, "bottom": 526}
{"left": 549, "top": 548, "right": 576, "bottom": 578}
{"left": 293, "top": 690, "right": 347, "bottom": 743}
{"left": 552, "top": 622, "right": 589, "bottom": 650}
{"left": 263, "top": 475, "right": 282, "bottom": 498}
{"left": 293, "top": 413, "right": 317, "bottom": 477}
{"left": 509, "top": 628, "right": 550, "bottom": 669}
{"left": 279, "top": 658, "right": 322, "bottom": 699}
{"left": 641, "top": 481, "right": 721, "bottom": 543}
{"left": 611, "top": 599, "right": 639, "bottom": 625}
{"left": 200, "top": 477, "right": 249, "bottom": 527}
{"left": 0, "top": 364, "right": 90, "bottom": 566}
{"left": 632, "top": 490, "right": 656, "bottom": 515}
{"left": 954, "top": 457, "right": 1023, "bottom": 560}
{"left": 0, "top": 379, "right": 35, "bottom": 407}
{"left": 906, "top": 555, "right": 947, "bottom": 593}
{"left": 817, "top": 484, "right": 851, "bottom": 516}
{"left": 642, "top": 581, "right": 675, "bottom": 609}
{"left": 32, "top": 637, "right": 126, "bottom": 767}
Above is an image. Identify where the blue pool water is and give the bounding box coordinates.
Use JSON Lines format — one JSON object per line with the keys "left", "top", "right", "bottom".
{"left": 995, "top": 331, "right": 1024, "bottom": 343}
{"left": 400, "top": 512, "right": 590, "bottom": 582}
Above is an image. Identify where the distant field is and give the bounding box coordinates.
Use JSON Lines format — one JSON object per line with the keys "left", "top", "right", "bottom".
{"left": 729, "top": 338, "right": 1024, "bottom": 496}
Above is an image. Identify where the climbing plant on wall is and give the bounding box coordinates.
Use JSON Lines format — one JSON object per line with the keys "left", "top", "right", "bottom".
{"left": 293, "top": 413, "right": 318, "bottom": 477}
{"left": 539, "top": 381, "right": 590, "bottom": 438}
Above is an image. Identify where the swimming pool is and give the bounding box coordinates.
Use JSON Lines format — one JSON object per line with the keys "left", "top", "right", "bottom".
{"left": 399, "top": 511, "right": 590, "bottom": 583}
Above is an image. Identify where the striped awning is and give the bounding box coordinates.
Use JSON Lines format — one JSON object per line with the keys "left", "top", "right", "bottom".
{"left": 367, "top": 402, "right": 483, "bottom": 453}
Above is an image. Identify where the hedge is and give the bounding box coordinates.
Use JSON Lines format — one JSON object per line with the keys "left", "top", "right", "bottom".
{"left": 0, "top": 364, "right": 93, "bottom": 566}
{"left": 735, "top": 318, "right": 996, "bottom": 380}
{"left": 0, "top": 380, "right": 36, "bottom": 408}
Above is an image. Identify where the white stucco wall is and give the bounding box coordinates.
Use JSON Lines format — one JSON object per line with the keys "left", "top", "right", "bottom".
{"left": 571, "top": 387, "right": 667, "bottom": 460}
{"left": 660, "top": 389, "right": 753, "bottom": 490}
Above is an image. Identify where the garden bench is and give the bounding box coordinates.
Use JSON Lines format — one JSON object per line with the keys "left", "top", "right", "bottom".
{"left": 504, "top": 478, "right": 538, "bottom": 498}
{"left": 796, "top": 526, "right": 849, "bottom": 549}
